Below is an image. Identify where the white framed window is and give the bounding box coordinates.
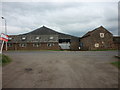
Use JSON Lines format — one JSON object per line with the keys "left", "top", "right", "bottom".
{"left": 47, "top": 43, "right": 54, "bottom": 47}
{"left": 33, "top": 43, "right": 40, "bottom": 47}
{"left": 36, "top": 37, "right": 39, "bottom": 40}
{"left": 49, "top": 36, "right": 54, "bottom": 39}
{"left": 22, "top": 37, "right": 26, "bottom": 40}
{"left": 102, "top": 41, "right": 104, "bottom": 44}
{"left": 8, "top": 37, "right": 12, "bottom": 40}
{"left": 100, "top": 33, "right": 104, "bottom": 38}
{"left": 47, "top": 43, "right": 52, "bottom": 47}
{"left": 95, "top": 43, "right": 99, "bottom": 48}
{"left": 19, "top": 44, "right": 26, "bottom": 47}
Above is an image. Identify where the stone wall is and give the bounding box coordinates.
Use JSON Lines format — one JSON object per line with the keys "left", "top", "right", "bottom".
{"left": 80, "top": 27, "right": 116, "bottom": 50}
{"left": 70, "top": 37, "right": 80, "bottom": 51}
{"left": 4, "top": 42, "right": 60, "bottom": 50}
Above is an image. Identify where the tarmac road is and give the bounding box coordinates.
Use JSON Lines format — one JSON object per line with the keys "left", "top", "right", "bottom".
{"left": 2, "top": 51, "right": 118, "bottom": 88}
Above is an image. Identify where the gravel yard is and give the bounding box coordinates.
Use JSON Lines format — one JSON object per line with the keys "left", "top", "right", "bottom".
{"left": 2, "top": 51, "right": 118, "bottom": 88}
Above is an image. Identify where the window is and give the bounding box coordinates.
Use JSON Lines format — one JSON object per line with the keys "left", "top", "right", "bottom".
{"left": 47, "top": 43, "right": 54, "bottom": 47}
{"left": 102, "top": 41, "right": 104, "bottom": 44}
{"left": 8, "top": 37, "right": 12, "bottom": 40}
{"left": 19, "top": 44, "right": 26, "bottom": 47}
{"left": 59, "top": 39, "right": 71, "bottom": 43}
{"left": 80, "top": 42, "right": 83, "bottom": 47}
{"left": 100, "top": 33, "right": 104, "bottom": 38}
{"left": 36, "top": 37, "right": 39, "bottom": 40}
{"left": 49, "top": 36, "right": 53, "bottom": 39}
{"left": 33, "top": 43, "right": 40, "bottom": 47}
{"left": 95, "top": 43, "right": 99, "bottom": 47}
{"left": 8, "top": 43, "right": 12, "bottom": 47}
{"left": 47, "top": 43, "right": 52, "bottom": 47}
{"left": 22, "top": 37, "right": 26, "bottom": 40}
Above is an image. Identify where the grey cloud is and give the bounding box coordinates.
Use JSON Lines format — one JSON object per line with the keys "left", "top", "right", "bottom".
{"left": 1, "top": 2, "right": 118, "bottom": 37}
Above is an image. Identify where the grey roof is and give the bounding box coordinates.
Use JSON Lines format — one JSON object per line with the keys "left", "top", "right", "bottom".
{"left": 81, "top": 26, "right": 113, "bottom": 38}
{"left": 8, "top": 26, "right": 79, "bottom": 43}
{"left": 22, "top": 26, "right": 78, "bottom": 38}
{"left": 23, "top": 26, "right": 58, "bottom": 35}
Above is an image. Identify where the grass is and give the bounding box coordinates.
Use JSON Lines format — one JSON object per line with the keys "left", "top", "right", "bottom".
{"left": 111, "top": 61, "right": 120, "bottom": 69}
{"left": 115, "top": 55, "right": 120, "bottom": 59}
{"left": 0, "top": 54, "right": 12, "bottom": 65}
{"left": 111, "top": 55, "right": 120, "bottom": 69}
{"left": 39, "top": 50, "right": 65, "bottom": 51}
{"left": 6, "top": 49, "right": 67, "bottom": 52}
{"left": 91, "top": 49, "right": 117, "bottom": 51}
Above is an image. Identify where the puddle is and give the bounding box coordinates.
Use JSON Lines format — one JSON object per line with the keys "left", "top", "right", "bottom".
{"left": 24, "top": 68, "right": 33, "bottom": 72}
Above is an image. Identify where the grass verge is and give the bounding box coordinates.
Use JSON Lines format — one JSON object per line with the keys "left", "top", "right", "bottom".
{"left": 0, "top": 54, "right": 12, "bottom": 66}
{"left": 111, "top": 61, "right": 120, "bottom": 69}
{"left": 115, "top": 55, "right": 120, "bottom": 59}
{"left": 91, "top": 49, "right": 117, "bottom": 51}
{"left": 111, "top": 55, "right": 120, "bottom": 69}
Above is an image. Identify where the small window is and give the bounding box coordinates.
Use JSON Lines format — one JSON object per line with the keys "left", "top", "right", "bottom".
{"left": 36, "top": 37, "right": 39, "bottom": 40}
{"left": 49, "top": 36, "right": 53, "bottom": 39}
{"left": 47, "top": 43, "right": 54, "bottom": 47}
{"left": 100, "top": 33, "right": 104, "bottom": 38}
{"left": 102, "top": 41, "right": 104, "bottom": 44}
{"left": 8, "top": 37, "right": 12, "bottom": 40}
{"left": 80, "top": 42, "right": 83, "bottom": 47}
{"left": 33, "top": 43, "right": 40, "bottom": 47}
{"left": 22, "top": 37, "right": 26, "bottom": 40}
{"left": 19, "top": 44, "right": 26, "bottom": 47}
{"left": 95, "top": 43, "right": 99, "bottom": 47}
{"left": 8, "top": 43, "right": 12, "bottom": 47}
{"left": 47, "top": 43, "right": 52, "bottom": 47}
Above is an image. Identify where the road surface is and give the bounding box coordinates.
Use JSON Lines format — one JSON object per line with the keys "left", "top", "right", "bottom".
{"left": 2, "top": 51, "right": 118, "bottom": 88}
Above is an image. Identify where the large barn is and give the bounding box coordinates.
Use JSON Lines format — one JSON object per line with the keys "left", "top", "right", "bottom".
{"left": 6, "top": 26, "right": 79, "bottom": 51}
{"left": 3, "top": 26, "right": 119, "bottom": 51}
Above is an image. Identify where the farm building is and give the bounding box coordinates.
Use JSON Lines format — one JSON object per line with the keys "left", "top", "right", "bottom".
{"left": 6, "top": 26, "right": 79, "bottom": 51}
{"left": 113, "top": 36, "right": 120, "bottom": 50}
{"left": 80, "top": 26, "right": 119, "bottom": 50}
{"left": 3, "top": 25, "right": 120, "bottom": 51}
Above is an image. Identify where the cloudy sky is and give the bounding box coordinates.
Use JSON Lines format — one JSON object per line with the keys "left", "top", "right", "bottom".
{"left": 1, "top": 0, "right": 118, "bottom": 37}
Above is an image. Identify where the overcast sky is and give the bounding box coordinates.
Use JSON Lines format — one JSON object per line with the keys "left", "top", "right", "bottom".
{"left": 1, "top": 1, "right": 118, "bottom": 37}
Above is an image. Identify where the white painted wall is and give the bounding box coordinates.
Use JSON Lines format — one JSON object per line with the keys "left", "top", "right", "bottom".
{"left": 59, "top": 43, "right": 70, "bottom": 49}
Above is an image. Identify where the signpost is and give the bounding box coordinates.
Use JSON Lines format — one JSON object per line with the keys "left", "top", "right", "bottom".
{"left": 1, "top": 17, "right": 7, "bottom": 51}
{"left": 0, "top": 33, "right": 8, "bottom": 54}
{"left": 1, "top": 17, "right": 7, "bottom": 90}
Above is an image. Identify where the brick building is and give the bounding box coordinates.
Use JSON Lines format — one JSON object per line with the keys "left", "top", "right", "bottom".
{"left": 6, "top": 26, "right": 79, "bottom": 51}
{"left": 80, "top": 26, "right": 118, "bottom": 50}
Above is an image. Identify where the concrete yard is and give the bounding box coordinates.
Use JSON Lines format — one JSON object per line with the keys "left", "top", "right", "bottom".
{"left": 2, "top": 51, "right": 118, "bottom": 88}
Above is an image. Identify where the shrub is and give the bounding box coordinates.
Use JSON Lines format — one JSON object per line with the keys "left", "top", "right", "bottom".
{"left": 0, "top": 54, "right": 12, "bottom": 65}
